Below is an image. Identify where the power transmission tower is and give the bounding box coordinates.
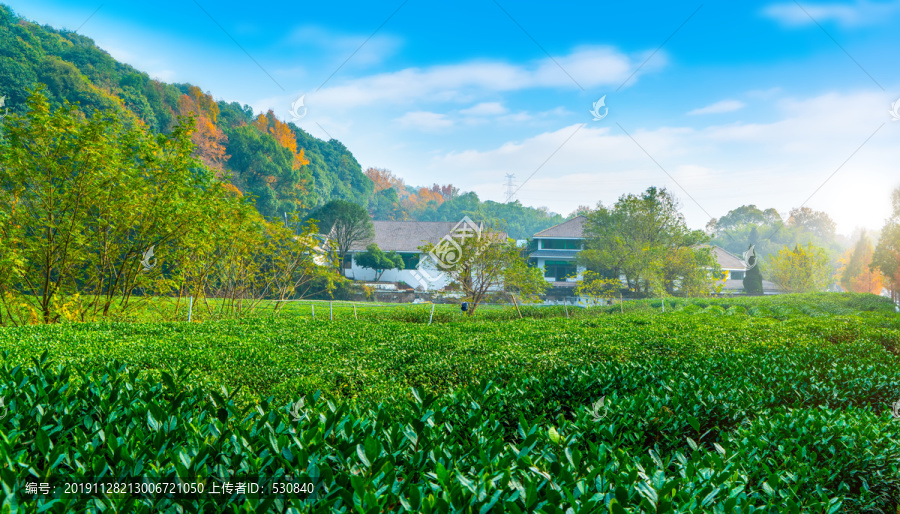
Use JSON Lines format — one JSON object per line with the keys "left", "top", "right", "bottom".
{"left": 504, "top": 173, "right": 516, "bottom": 203}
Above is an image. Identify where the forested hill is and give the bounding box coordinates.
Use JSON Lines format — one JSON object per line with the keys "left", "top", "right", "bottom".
{"left": 0, "top": 4, "right": 567, "bottom": 239}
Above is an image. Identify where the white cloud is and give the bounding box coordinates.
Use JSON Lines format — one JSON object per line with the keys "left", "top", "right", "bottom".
{"left": 460, "top": 102, "right": 508, "bottom": 116}
{"left": 762, "top": 0, "right": 900, "bottom": 27}
{"left": 687, "top": 99, "right": 746, "bottom": 115}
{"left": 418, "top": 89, "right": 900, "bottom": 233}
{"left": 275, "top": 45, "right": 663, "bottom": 113}
{"left": 394, "top": 111, "right": 453, "bottom": 131}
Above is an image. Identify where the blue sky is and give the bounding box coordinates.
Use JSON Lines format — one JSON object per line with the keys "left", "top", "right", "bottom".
{"left": 7, "top": 0, "right": 900, "bottom": 234}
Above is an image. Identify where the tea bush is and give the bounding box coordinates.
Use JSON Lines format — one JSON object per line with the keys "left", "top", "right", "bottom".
{"left": 0, "top": 293, "right": 898, "bottom": 512}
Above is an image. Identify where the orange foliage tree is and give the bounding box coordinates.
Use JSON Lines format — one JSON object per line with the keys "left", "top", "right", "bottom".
{"left": 365, "top": 167, "right": 406, "bottom": 194}
{"left": 176, "top": 86, "right": 229, "bottom": 174}
{"left": 251, "top": 111, "right": 310, "bottom": 169}
{"left": 838, "top": 232, "right": 885, "bottom": 294}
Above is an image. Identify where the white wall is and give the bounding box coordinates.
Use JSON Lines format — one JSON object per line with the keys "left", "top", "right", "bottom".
{"left": 344, "top": 254, "right": 450, "bottom": 291}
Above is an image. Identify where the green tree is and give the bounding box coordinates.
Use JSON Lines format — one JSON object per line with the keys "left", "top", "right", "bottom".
{"left": 421, "top": 225, "right": 548, "bottom": 315}
{"left": 767, "top": 243, "right": 831, "bottom": 293}
{"left": 306, "top": 200, "right": 374, "bottom": 268}
{"left": 575, "top": 270, "right": 621, "bottom": 305}
{"left": 578, "top": 187, "right": 715, "bottom": 297}
{"left": 356, "top": 243, "right": 404, "bottom": 281}
{"left": 0, "top": 87, "right": 228, "bottom": 324}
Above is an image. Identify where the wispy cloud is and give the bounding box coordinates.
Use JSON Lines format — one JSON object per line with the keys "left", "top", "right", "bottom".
{"left": 688, "top": 99, "right": 746, "bottom": 115}
{"left": 291, "top": 46, "right": 664, "bottom": 111}
{"left": 394, "top": 111, "right": 453, "bottom": 131}
{"left": 763, "top": 0, "right": 900, "bottom": 27}
{"left": 460, "top": 102, "right": 508, "bottom": 116}
{"left": 423, "top": 89, "right": 899, "bottom": 232}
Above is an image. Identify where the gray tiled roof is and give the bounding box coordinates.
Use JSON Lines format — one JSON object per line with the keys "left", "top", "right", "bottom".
{"left": 347, "top": 221, "right": 506, "bottom": 253}
{"left": 699, "top": 245, "right": 747, "bottom": 270}
{"left": 533, "top": 216, "right": 586, "bottom": 238}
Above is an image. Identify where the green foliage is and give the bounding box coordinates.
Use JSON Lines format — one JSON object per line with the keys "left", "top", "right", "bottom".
{"left": 412, "top": 194, "right": 566, "bottom": 240}
{"left": 306, "top": 200, "right": 373, "bottom": 265}
{"left": 768, "top": 243, "right": 833, "bottom": 293}
{"left": 709, "top": 205, "right": 844, "bottom": 274}
{"left": 0, "top": 88, "right": 339, "bottom": 326}
{"left": 355, "top": 243, "right": 404, "bottom": 281}
{"left": 224, "top": 124, "right": 313, "bottom": 218}
{"left": 421, "top": 226, "right": 549, "bottom": 314}
{"left": 574, "top": 270, "right": 621, "bottom": 304}
{"left": 0, "top": 5, "right": 370, "bottom": 220}
{"left": 1, "top": 294, "right": 899, "bottom": 511}
{"left": 579, "top": 187, "right": 715, "bottom": 297}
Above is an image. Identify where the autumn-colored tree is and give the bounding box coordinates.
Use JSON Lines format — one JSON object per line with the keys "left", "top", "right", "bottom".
{"left": 176, "top": 86, "right": 229, "bottom": 173}
{"left": 839, "top": 232, "right": 884, "bottom": 294}
{"left": 872, "top": 187, "right": 900, "bottom": 302}
{"left": 365, "top": 167, "right": 406, "bottom": 194}
{"left": 768, "top": 243, "right": 832, "bottom": 293}
{"left": 430, "top": 183, "right": 458, "bottom": 199}
{"left": 251, "top": 110, "right": 310, "bottom": 169}
{"left": 407, "top": 187, "right": 445, "bottom": 210}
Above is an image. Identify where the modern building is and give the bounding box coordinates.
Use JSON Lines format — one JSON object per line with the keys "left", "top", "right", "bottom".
{"left": 528, "top": 217, "right": 782, "bottom": 295}
{"left": 528, "top": 216, "right": 586, "bottom": 289}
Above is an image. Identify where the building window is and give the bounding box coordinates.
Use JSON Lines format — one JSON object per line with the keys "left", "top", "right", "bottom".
{"left": 544, "top": 260, "right": 577, "bottom": 280}
{"left": 730, "top": 270, "right": 745, "bottom": 280}
{"left": 541, "top": 239, "right": 582, "bottom": 250}
{"left": 342, "top": 255, "right": 353, "bottom": 269}
{"left": 399, "top": 253, "right": 420, "bottom": 270}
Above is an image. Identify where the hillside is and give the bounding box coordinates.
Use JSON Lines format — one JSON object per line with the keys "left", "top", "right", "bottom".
{"left": 0, "top": 4, "right": 565, "bottom": 239}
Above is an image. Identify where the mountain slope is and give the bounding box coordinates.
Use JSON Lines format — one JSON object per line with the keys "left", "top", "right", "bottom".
{"left": 0, "top": 3, "right": 567, "bottom": 238}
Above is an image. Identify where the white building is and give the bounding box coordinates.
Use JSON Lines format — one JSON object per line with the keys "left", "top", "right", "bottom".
{"left": 528, "top": 216, "right": 782, "bottom": 295}
{"left": 528, "top": 216, "right": 587, "bottom": 291}
{"left": 340, "top": 221, "right": 460, "bottom": 290}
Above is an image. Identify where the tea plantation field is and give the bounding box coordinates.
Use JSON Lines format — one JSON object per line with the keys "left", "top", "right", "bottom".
{"left": 0, "top": 293, "right": 898, "bottom": 512}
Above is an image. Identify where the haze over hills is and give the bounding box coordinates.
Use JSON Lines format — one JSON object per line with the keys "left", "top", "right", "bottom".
{"left": 0, "top": 3, "right": 566, "bottom": 239}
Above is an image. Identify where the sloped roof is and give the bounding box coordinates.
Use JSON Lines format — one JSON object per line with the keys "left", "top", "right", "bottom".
{"left": 533, "top": 216, "right": 586, "bottom": 238}
{"left": 698, "top": 245, "right": 746, "bottom": 270}
{"left": 347, "top": 220, "right": 506, "bottom": 253}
